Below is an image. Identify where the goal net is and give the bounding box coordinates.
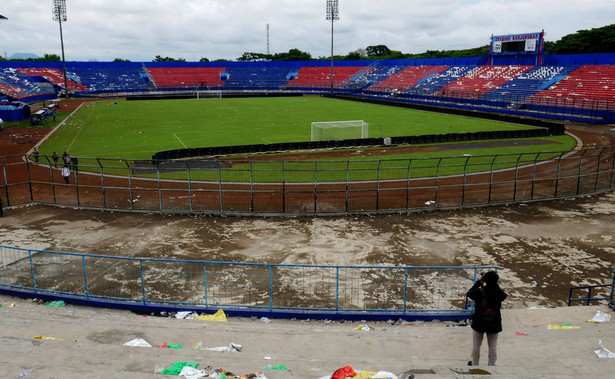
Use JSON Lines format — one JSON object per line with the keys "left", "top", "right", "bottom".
{"left": 311, "top": 120, "right": 369, "bottom": 142}
{"left": 196, "top": 90, "right": 222, "bottom": 99}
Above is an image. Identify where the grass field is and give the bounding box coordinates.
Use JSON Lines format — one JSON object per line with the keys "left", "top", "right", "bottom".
{"left": 38, "top": 96, "right": 573, "bottom": 161}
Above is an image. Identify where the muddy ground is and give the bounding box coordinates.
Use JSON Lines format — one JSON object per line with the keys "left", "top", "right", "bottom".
{"left": 1, "top": 192, "right": 614, "bottom": 309}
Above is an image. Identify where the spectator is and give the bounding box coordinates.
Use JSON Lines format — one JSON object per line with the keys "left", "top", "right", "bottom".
{"left": 62, "top": 165, "right": 70, "bottom": 184}
{"left": 52, "top": 151, "right": 59, "bottom": 168}
{"left": 32, "top": 147, "right": 39, "bottom": 163}
{"left": 466, "top": 271, "right": 507, "bottom": 366}
{"left": 62, "top": 151, "right": 71, "bottom": 167}
{"left": 71, "top": 155, "right": 79, "bottom": 172}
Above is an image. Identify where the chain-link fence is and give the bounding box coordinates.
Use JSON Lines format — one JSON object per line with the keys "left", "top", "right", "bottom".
{"left": 1, "top": 145, "right": 615, "bottom": 215}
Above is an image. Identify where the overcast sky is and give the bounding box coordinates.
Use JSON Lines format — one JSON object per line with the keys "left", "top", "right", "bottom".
{"left": 1, "top": 0, "right": 613, "bottom": 62}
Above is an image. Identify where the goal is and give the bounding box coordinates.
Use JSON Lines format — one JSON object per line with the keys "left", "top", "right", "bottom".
{"left": 310, "top": 120, "right": 369, "bottom": 142}
{"left": 196, "top": 90, "right": 222, "bottom": 99}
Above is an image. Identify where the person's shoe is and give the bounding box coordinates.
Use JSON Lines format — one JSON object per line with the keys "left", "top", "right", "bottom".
{"left": 467, "top": 361, "right": 472, "bottom": 366}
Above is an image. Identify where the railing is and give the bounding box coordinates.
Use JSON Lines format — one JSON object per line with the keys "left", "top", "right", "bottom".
{"left": 0, "top": 245, "right": 493, "bottom": 319}
{"left": 2, "top": 145, "right": 615, "bottom": 216}
{"left": 568, "top": 284, "right": 613, "bottom": 306}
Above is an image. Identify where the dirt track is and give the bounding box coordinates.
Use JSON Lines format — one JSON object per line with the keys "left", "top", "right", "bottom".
{"left": 1, "top": 100, "right": 615, "bottom": 308}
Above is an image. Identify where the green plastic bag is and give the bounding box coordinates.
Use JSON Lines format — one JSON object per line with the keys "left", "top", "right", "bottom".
{"left": 160, "top": 361, "right": 199, "bottom": 375}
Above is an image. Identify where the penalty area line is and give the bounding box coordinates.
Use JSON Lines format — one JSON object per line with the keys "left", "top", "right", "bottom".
{"left": 173, "top": 132, "right": 187, "bottom": 148}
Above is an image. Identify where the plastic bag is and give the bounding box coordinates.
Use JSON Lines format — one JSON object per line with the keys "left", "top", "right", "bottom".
{"left": 595, "top": 339, "right": 615, "bottom": 358}
{"left": 587, "top": 310, "right": 611, "bottom": 323}
{"left": 123, "top": 338, "right": 152, "bottom": 347}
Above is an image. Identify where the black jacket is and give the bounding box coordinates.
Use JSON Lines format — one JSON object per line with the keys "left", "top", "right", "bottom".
{"left": 467, "top": 280, "right": 507, "bottom": 333}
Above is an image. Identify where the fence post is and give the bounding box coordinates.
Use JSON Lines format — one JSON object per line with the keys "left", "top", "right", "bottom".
{"left": 82, "top": 255, "right": 90, "bottom": 298}
{"left": 461, "top": 156, "right": 470, "bottom": 205}
{"left": 156, "top": 161, "right": 163, "bottom": 211}
{"left": 530, "top": 153, "right": 540, "bottom": 200}
{"left": 576, "top": 150, "right": 588, "bottom": 195}
{"left": 403, "top": 267, "right": 408, "bottom": 312}
{"left": 249, "top": 162, "right": 255, "bottom": 213}
{"left": 376, "top": 160, "right": 382, "bottom": 211}
{"left": 47, "top": 161, "right": 57, "bottom": 204}
{"left": 434, "top": 158, "right": 442, "bottom": 206}
{"left": 405, "top": 159, "right": 412, "bottom": 211}
{"left": 125, "top": 160, "right": 134, "bottom": 210}
{"left": 595, "top": 148, "right": 606, "bottom": 192}
{"left": 313, "top": 161, "right": 318, "bottom": 214}
{"left": 345, "top": 161, "right": 350, "bottom": 213}
{"left": 203, "top": 263, "right": 208, "bottom": 307}
{"left": 140, "top": 259, "right": 146, "bottom": 304}
{"left": 553, "top": 152, "right": 565, "bottom": 198}
{"left": 217, "top": 160, "right": 223, "bottom": 214}
{"left": 335, "top": 266, "right": 340, "bottom": 311}
{"left": 26, "top": 156, "right": 33, "bottom": 202}
{"left": 186, "top": 161, "right": 193, "bottom": 213}
{"left": 1, "top": 157, "right": 9, "bottom": 205}
{"left": 610, "top": 149, "right": 615, "bottom": 189}
{"left": 74, "top": 158, "right": 80, "bottom": 206}
{"left": 281, "top": 161, "right": 286, "bottom": 213}
{"left": 488, "top": 155, "right": 497, "bottom": 204}
{"left": 513, "top": 154, "right": 523, "bottom": 202}
{"left": 268, "top": 264, "right": 273, "bottom": 312}
{"left": 97, "top": 158, "right": 106, "bottom": 209}
{"left": 28, "top": 249, "right": 37, "bottom": 290}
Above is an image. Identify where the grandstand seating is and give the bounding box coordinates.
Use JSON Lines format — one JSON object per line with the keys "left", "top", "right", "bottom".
{"left": 17, "top": 68, "right": 89, "bottom": 92}
{"left": 483, "top": 66, "right": 577, "bottom": 101}
{"left": 440, "top": 65, "right": 532, "bottom": 98}
{"left": 411, "top": 66, "right": 477, "bottom": 95}
{"left": 366, "top": 65, "right": 449, "bottom": 93}
{"left": 345, "top": 64, "right": 404, "bottom": 90}
{"left": 529, "top": 65, "right": 615, "bottom": 106}
{"left": 146, "top": 67, "right": 226, "bottom": 88}
{"left": 224, "top": 66, "right": 294, "bottom": 89}
{"left": 68, "top": 65, "right": 150, "bottom": 92}
{"left": 0, "top": 68, "right": 57, "bottom": 99}
{"left": 286, "top": 66, "right": 366, "bottom": 88}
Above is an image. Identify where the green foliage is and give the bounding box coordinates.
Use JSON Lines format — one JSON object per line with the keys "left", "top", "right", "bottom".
{"left": 272, "top": 48, "right": 312, "bottom": 61}
{"left": 199, "top": 57, "right": 210, "bottom": 62}
{"left": 366, "top": 45, "right": 392, "bottom": 57}
{"left": 153, "top": 55, "right": 186, "bottom": 62}
{"left": 10, "top": 53, "right": 61, "bottom": 61}
{"left": 237, "top": 52, "right": 271, "bottom": 62}
{"left": 113, "top": 58, "right": 131, "bottom": 62}
{"left": 546, "top": 24, "right": 615, "bottom": 54}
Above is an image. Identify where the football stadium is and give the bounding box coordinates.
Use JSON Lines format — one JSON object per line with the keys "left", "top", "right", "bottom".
{"left": 1, "top": 1, "right": 615, "bottom": 377}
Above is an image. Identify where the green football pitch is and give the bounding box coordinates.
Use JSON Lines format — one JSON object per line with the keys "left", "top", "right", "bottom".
{"left": 39, "top": 96, "right": 574, "bottom": 160}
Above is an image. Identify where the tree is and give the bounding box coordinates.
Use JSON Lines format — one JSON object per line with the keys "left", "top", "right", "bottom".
{"left": 236, "top": 52, "right": 271, "bottom": 62}
{"left": 199, "top": 57, "right": 210, "bottom": 62}
{"left": 113, "top": 58, "right": 131, "bottom": 62}
{"left": 547, "top": 24, "right": 615, "bottom": 55}
{"left": 366, "top": 45, "right": 391, "bottom": 57}
{"left": 153, "top": 55, "right": 186, "bottom": 62}
{"left": 40, "top": 53, "right": 61, "bottom": 61}
{"left": 272, "top": 48, "right": 311, "bottom": 61}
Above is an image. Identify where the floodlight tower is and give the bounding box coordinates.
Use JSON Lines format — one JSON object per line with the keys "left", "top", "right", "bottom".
{"left": 52, "top": 0, "right": 69, "bottom": 99}
{"left": 326, "top": 0, "right": 339, "bottom": 92}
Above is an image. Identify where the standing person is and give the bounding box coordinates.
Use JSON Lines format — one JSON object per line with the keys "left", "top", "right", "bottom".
{"left": 32, "top": 147, "right": 39, "bottom": 162}
{"left": 62, "top": 151, "right": 70, "bottom": 166}
{"left": 62, "top": 165, "right": 70, "bottom": 184}
{"left": 52, "top": 151, "right": 59, "bottom": 168}
{"left": 467, "top": 271, "right": 507, "bottom": 366}
{"left": 71, "top": 155, "right": 79, "bottom": 173}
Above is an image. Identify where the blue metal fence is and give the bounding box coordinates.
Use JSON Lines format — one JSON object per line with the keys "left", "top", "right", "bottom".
{"left": 0, "top": 245, "right": 495, "bottom": 320}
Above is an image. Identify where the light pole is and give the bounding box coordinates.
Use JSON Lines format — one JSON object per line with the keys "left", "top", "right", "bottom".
{"left": 52, "top": 0, "right": 69, "bottom": 99}
{"left": 326, "top": 0, "right": 339, "bottom": 92}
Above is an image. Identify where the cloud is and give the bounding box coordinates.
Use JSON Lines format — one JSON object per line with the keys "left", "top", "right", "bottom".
{"left": 0, "top": 0, "right": 613, "bottom": 61}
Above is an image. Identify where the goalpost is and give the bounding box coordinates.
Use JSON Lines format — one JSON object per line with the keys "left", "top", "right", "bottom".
{"left": 196, "top": 90, "right": 222, "bottom": 99}
{"left": 311, "top": 120, "right": 369, "bottom": 141}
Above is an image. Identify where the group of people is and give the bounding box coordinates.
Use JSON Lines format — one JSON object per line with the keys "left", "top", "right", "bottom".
{"left": 47, "top": 150, "right": 78, "bottom": 184}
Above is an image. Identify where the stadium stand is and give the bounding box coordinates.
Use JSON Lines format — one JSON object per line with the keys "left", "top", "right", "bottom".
{"left": 224, "top": 65, "right": 294, "bottom": 89}
{"left": 68, "top": 64, "right": 150, "bottom": 93}
{"left": 529, "top": 65, "right": 615, "bottom": 106}
{"left": 17, "top": 68, "right": 89, "bottom": 92}
{"left": 146, "top": 67, "right": 226, "bottom": 88}
{"left": 0, "top": 68, "right": 56, "bottom": 99}
{"left": 411, "top": 65, "right": 477, "bottom": 95}
{"left": 482, "top": 66, "right": 578, "bottom": 101}
{"left": 366, "top": 65, "right": 449, "bottom": 94}
{"left": 345, "top": 63, "right": 405, "bottom": 90}
{"left": 439, "top": 65, "right": 532, "bottom": 98}
{"left": 286, "top": 66, "right": 366, "bottom": 89}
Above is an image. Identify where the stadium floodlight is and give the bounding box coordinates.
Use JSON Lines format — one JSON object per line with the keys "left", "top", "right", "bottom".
{"left": 52, "top": 0, "right": 69, "bottom": 99}
{"left": 326, "top": 0, "right": 339, "bottom": 92}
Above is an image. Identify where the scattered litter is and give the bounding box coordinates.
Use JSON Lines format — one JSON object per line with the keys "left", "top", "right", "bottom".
{"left": 264, "top": 364, "right": 289, "bottom": 370}
{"left": 531, "top": 281, "right": 538, "bottom": 287}
{"left": 155, "top": 364, "right": 166, "bottom": 374}
{"left": 587, "top": 310, "right": 611, "bottom": 323}
{"left": 43, "top": 300, "right": 65, "bottom": 307}
{"left": 123, "top": 338, "right": 152, "bottom": 347}
{"left": 260, "top": 317, "right": 272, "bottom": 324}
{"left": 424, "top": 200, "right": 436, "bottom": 206}
{"left": 330, "top": 366, "right": 357, "bottom": 379}
{"left": 264, "top": 356, "right": 272, "bottom": 360}
{"left": 515, "top": 332, "right": 529, "bottom": 336}
{"left": 32, "top": 335, "right": 76, "bottom": 342}
{"left": 157, "top": 342, "right": 182, "bottom": 349}
{"left": 212, "top": 368, "right": 267, "bottom": 379}
{"left": 161, "top": 361, "right": 199, "bottom": 376}
{"left": 8, "top": 303, "right": 15, "bottom": 308}
{"left": 527, "top": 306, "right": 547, "bottom": 309}
{"left": 178, "top": 366, "right": 209, "bottom": 379}
{"left": 595, "top": 339, "right": 615, "bottom": 358}
{"left": 175, "top": 311, "right": 198, "bottom": 319}
{"left": 355, "top": 324, "right": 375, "bottom": 331}
{"left": 17, "top": 368, "right": 35, "bottom": 377}
{"left": 547, "top": 323, "right": 580, "bottom": 330}
{"left": 193, "top": 342, "right": 242, "bottom": 352}
{"left": 195, "top": 309, "right": 227, "bottom": 322}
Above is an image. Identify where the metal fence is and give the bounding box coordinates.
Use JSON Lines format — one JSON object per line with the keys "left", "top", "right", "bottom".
{"left": 2, "top": 145, "right": 615, "bottom": 216}
{"left": 0, "top": 245, "right": 493, "bottom": 317}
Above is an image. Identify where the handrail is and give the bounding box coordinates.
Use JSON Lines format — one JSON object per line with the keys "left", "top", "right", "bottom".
{"left": 568, "top": 284, "right": 612, "bottom": 306}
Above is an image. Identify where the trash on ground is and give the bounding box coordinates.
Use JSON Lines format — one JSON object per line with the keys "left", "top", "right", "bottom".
{"left": 330, "top": 365, "right": 357, "bottom": 379}
{"left": 158, "top": 342, "right": 182, "bottom": 349}
{"left": 195, "top": 309, "right": 227, "bottom": 322}
{"left": 178, "top": 366, "right": 209, "bottom": 379}
{"left": 587, "top": 310, "right": 611, "bottom": 323}
{"left": 32, "top": 335, "right": 76, "bottom": 342}
{"left": 595, "top": 339, "right": 615, "bottom": 358}
{"left": 176, "top": 311, "right": 199, "bottom": 319}
{"left": 43, "top": 300, "right": 65, "bottom": 307}
{"left": 212, "top": 368, "right": 267, "bottom": 379}
{"left": 193, "top": 342, "right": 242, "bottom": 352}
{"left": 515, "top": 332, "right": 529, "bottom": 336}
{"left": 123, "top": 338, "right": 152, "bottom": 347}
{"left": 355, "top": 324, "right": 375, "bottom": 331}
{"left": 547, "top": 323, "right": 580, "bottom": 330}
{"left": 161, "top": 361, "right": 199, "bottom": 375}
{"left": 260, "top": 317, "right": 272, "bottom": 324}
{"left": 264, "top": 364, "right": 289, "bottom": 370}
{"left": 17, "top": 368, "right": 35, "bottom": 377}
